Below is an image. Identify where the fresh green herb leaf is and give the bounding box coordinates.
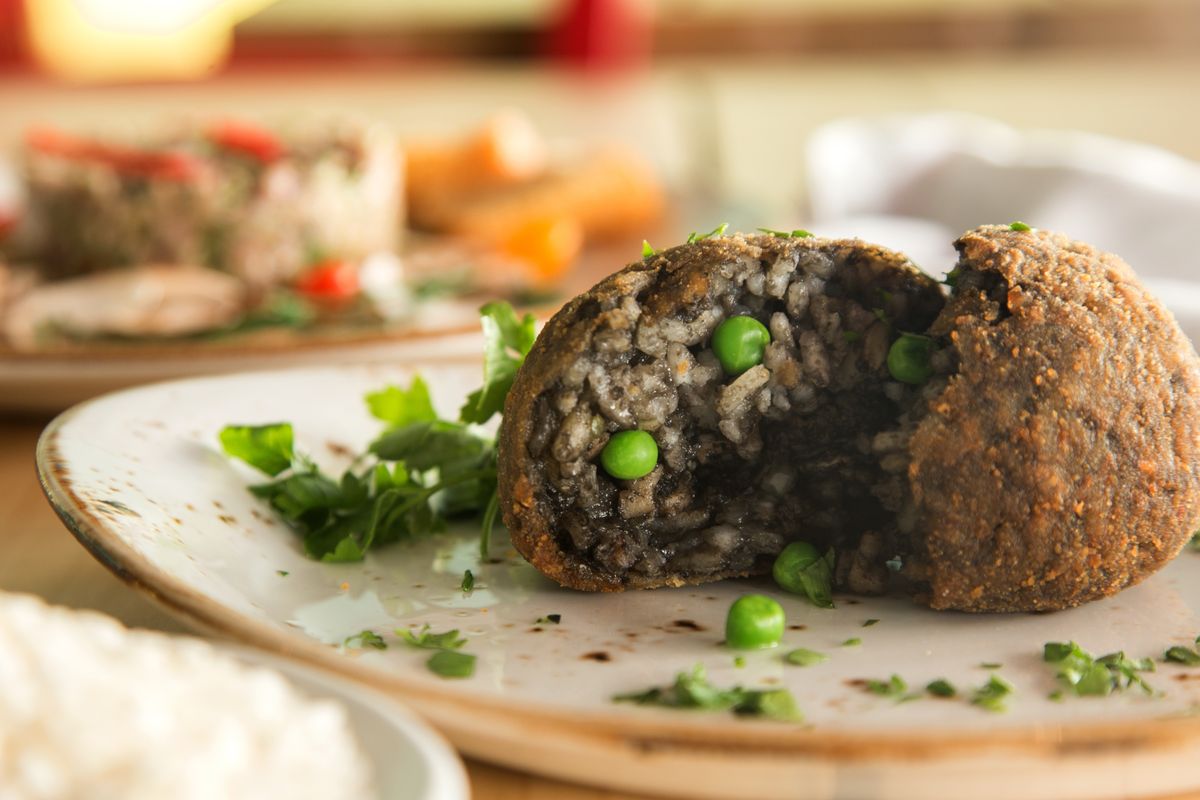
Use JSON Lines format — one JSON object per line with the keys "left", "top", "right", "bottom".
{"left": 772, "top": 543, "right": 835, "bottom": 608}
{"left": 734, "top": 656, "right": 746, "bottom": 668}
{"left": 642, "top": 240, "right": 656, "bottom": 258}
{"left": 926, "top": 679, "right": 956, "bottom": 698}
{"left": 1166, "top": 646, "right": 1200, "bottom": 666}
{"left": 842, "top": 638, "right": 862, "bottom": 647}
{"left": 942, "top": 267, "right": 961, "bottom": 288}
{"left": 979, "top": 662, "right": 1003, "bottom": 669}
{"left": 276, "top": 570, "right": 289, "bottom": 576}
{"left": 686, "top": 223, "right": 729, "bottom": 244}
{"left": 365, "top": 377, "right": 437, "bottom": 428}
{"left": 1048, "top": 690, "right": 1065, "bottom": 702}
{"left": 862, "top": 619, "right": 880, "bottom": 628}
{"left": 426, "top": 649, "right": 476, "bottom": 679}
{"left": 400, "top": 625, "right": 467, "bottom": 650}
{"left": 535, "top": 614, "right": 562, "bottom": 625}
{"left": 1009, "top": 221, "right": 1032, "bottom": 232}
{"left": 784, "top": 648, "right": 828, "bottom": 667}
{"left": 1189, "top": 532, "right": 1200, "bottom": 551}
{"left": 344, "top": 629, "right": 387, "bottom": 650}
{"left": 461, "top": 569, "right": 475, "bottom": 594}
{"left": 219, "top": 423, "right": 295, "bottom": 476}
{"left": 970, "top": 675, "right": 1013, "bottom": 712}
{"left": 459, "top": 301, "right": 537, "bottom": 425}
{"left": 1044, "top": 641, "right": 1156, "bottom": 697}
{"left": 614, "top": 664, "right": 802, "bottom": 722}
{"left": 756, "top": 227, "right": 813, "bottom": 239}
{"left": 865, "top": 674, "right": 908, "bottom": 698}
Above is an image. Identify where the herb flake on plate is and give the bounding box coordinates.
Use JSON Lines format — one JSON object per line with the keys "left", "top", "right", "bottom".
{"left": 614, "top": 664, "right": 802, "bottom": 722}
{"left": 970, "top": 675, "right": 1014, "bottom": 712}
{"left": 460, "top": 569, "right": 475, "bottom": 594}
{"left": 534, "top": 614, "right": 561, "bottom": 625}
{"left": 427, "top": 650, "right": 476, "bottom": 679}
{"left": 926, "top": 679, "right": 956, "bottom": 698}
{"left": 783, "top": 648, "right": 828, "bottom": 667}
{"left": 1043, "top": 641, "right": 1154, "bottom": 697}
{"left": 1165, "top": 645, "right": 1200, "bottom": 666}
{"left": 400, "top": 625, "right": 467, "bottom": 651}
{"left": 344, "top": 630, "right": 387, "bottom": 650}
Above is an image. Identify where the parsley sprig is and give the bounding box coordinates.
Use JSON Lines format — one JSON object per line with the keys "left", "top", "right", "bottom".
{"left": 219, "top": 302, "right": 536, "bottom": 563}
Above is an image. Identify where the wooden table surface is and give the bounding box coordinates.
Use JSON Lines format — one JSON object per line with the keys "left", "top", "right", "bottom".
{"left": 0, "top": 417, "right": 653, "bottom": 800}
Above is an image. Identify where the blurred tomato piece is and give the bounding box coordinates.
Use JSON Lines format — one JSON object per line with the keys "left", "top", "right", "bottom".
{"left": 207, "top": 120, "right": 284, "bottom": 164}
{"left": 26, "top": 127, "right": 202, "bottom": 182}
{"left": 295, "top": 259, "right": 360, "bottom": 302}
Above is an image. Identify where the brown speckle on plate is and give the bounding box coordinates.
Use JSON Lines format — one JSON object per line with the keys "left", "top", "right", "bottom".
{"left": 582, "top": 651, "right": 612, "bottom": 662}
{"left": 668, "top": 619, "right": 706, "bottom": 632}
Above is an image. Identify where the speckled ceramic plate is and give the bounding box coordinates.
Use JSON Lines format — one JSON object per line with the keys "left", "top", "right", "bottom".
{"left": 230, "top": 646, "right": 468, "bottom": 800}
{"left": 37, "top": 364, "right": 1200, "bottom": 800}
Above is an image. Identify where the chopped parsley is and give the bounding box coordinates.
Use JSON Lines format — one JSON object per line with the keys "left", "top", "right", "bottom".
{"left": 614, "top": 664, "right": 802, "bottom": 722}
{"left": 1009, "top": 221, "right": 1033, "bottom": 232}
{"left": 427, "top": 650, "right": 476, "bottom": 679}
{"left": 862, "top": 619, "right": 880, "bottom": 628}
{"left": 400, "top": 625, "right": 467, "bottom": 651}
{"left": 926, "top": 679, "right": 956, "bottom": 698}
{"left": 686, "top": 223, "right": 729, "bottom": 244}
{"left": 783, "top": 648, "right": 828, "bottom": 667}
{"left": 757, "top": 227, "right": 813, "bottom": 239}
{"left": 1043, "top": 641, "right": 1155, "bottom": 697}
{"left": 642, "top": 240, "right": 656, "bottom": 258}
{"left": 841, "top": 637, "right": 862, "bottom": 648}
{"left": 276, "top": 570, "right": 289, "bottom": 577}
{"left": 534, "top": 614, "right": 562, "bottom": 625}
{"left": 734, "top": 656, "right": 746, "bottom": 668}
{"left": 1189, "top": 532, "right": 1200, "bottom": 551}
{"left": 978, "top": 662, "right": 1003, "bottom": 669}
{"left": 1165, "top": 645, "right": 1200, "bottom": 666}
{"left": 344, "top": 629, "right": 387, "bottom": 650}
{"left": 460, "top": 569, "right": 475, "bottom": 594}
{"left": 865, "top": 674, "right": 908, "bottom": 698}
{"left": 220, "top": 303, "right": 533, "bottom": 564}
{"left": 970, "top": 675, "right": 1014, "bottom": 712}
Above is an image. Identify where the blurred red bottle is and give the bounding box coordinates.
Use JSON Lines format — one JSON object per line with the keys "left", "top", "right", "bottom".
{"left": 545, "top": 0, "right": 652, "bottom": 70}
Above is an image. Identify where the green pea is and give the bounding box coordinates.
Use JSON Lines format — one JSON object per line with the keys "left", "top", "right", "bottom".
{"left": 712, "top": 315, "right": 771, "bottom": 375}
{"left": 600, "top": 430, "right": 658, "bottom": 480}
{"left": 725, "top": 594, "right": 785, "bottom": 650}
{"left": 887, "top": 334, "right": 935, "bottom": 385}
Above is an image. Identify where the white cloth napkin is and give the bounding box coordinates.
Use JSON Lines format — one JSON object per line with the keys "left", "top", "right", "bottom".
{"left": 804, "top": 112, "right": 1200, "bottom": 340}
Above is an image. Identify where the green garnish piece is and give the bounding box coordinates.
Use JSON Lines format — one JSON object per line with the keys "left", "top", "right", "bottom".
{"left": 942, "top": 267, "right": 961, "bottom": 288}
{"left": 460, "top": 569, "right": 475, "bottom": 594}
{"left": 219, "top": 423, "right": 295, "bottom": 476}
{"left": 784, "top": 648, "right": 829, "bottom": 667}
{"left": 734, "top": 656, "right": 746, "bottom": 668}
{"left": 842, "top": 638, "right": 862, "bottom": 648}
{"left": 926, "top": 679, "right": 956, "bottom": 698}
{"left": 1044, "top": 641, "right": 1155, "bottom": 697}
{"left": 771, "top": 541, "right": 835, "bottom": 608}
{"left": 711, "top": 315, "right": 771, "bottom": 376}
{"left": 400, "top": 624, "right": 467, "bottom": 651}
{"left": 1165, "top": 646, "right": 1200, "bottom": 666}
{"left": 642, "top": 240, "right": 656, "bottom": 258}
{"left": 970, "top": 675, "right": 1013, "bottom": 712}
{"left": 686, "top": 223, "right": 729, "bottom": 244}
{"left": 427, "top": 650, "right": 476, "bottom": 679}
{"left": 725, "top": 594, "right": 785, "bottom": 650}
{"left": 979, "top": 662, "right": 1003, "bottom": 669}
{"left": 865, "top": 674, "right": 908, "bottom": 698}
{"left": 535, "top": 614, "right": 562, "bottom": 625}
{"left": 756, "top": 227, "right": 813, "bottom": 239}
{"left": 600, "top": 430, "right": 659, "bottom": 480}
{"left": 221, "top": 303, "right": 525, "bottom": 564}
{"left": 365, "top": 376, "right": 438, "bottom": 428}
{"left": 613, "top": 664, "right": 802, "bottom": 722}
{"left": 1009, "top": 221, "right": 1032, "bottom": 232}
{"left": 1189, "top": 531, "right": 1200, "bottom": 551}
{"left": 344, "top": 629, "right": 387, "bottom": 650}
{"left": 1048, "top": 690, "right": 1065, "bottom": 702}
{"left": 887, "top": 333, "right": 936, "bottom": 385}
{"left": 276, "top": 570, "right": 289, "bottom": 576}
{"left": 862, "top": 619, "right": 880, "bottom": 628}
{"left": 459, "top": 301, "right": 537, "bottom": 425}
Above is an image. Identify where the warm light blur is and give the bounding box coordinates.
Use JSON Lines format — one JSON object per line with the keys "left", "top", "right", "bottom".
{"left": 26, "top": 0, "right": 277, "bottom": 82}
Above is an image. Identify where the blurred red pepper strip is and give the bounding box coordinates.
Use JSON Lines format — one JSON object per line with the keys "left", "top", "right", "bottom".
{"left": 294, "top": 259, "right": 359, "bottom": 302}
{"left": 25, "top": 127, "right": 202, "bottom": 182}
{"left": 207, "top": 120, "right": 284, "bottom": 164}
